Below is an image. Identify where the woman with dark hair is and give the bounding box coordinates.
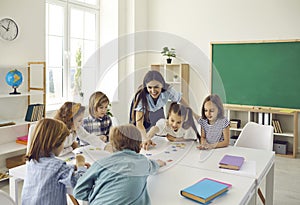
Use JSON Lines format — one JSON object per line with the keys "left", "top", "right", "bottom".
{"left": 130, "top": 70, "right": 188, "bottom": 143}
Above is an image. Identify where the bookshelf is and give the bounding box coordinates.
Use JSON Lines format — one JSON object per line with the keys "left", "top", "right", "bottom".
{"left": 0, "top": 62, "right": 46, "bottom": 170}
{"left": 225, "top": 104, "right": 298, "bottom": 158}
{"left": 150, "top": 63, "right": 190, "bottom": 102}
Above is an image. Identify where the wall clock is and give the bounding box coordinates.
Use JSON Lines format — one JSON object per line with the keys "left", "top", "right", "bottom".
{"left": 0, "top": 18, "right": 19, "bottom": 41}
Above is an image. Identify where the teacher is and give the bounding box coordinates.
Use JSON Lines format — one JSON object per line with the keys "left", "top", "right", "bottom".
{"left": 130, "top": 70, "right": 188, "bottom": 140}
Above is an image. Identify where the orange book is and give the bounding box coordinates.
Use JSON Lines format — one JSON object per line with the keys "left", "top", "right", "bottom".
{"left": 16, "top": 140, "right": 27, "bottom": 145}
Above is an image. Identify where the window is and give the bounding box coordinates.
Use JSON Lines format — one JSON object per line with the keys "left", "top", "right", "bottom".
{"left": 46, "top": 0, "right": 99, "bottom": 108}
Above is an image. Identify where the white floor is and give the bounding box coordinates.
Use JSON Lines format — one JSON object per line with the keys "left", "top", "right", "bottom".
{"left": 1, "top": 155, "right": 300, "bottom": 205}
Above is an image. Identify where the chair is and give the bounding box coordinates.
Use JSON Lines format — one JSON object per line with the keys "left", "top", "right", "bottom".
{"left": 234, "top": 121, "right": 274, "bottom": 205}
{"left": 0, "top": 190, "right": 16, "bottom": 205}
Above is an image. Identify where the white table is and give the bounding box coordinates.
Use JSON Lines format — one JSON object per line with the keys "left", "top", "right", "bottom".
{"left": 9, "top": 142, "right": 274, "bottom": 205}
{"left": 148, "top": 164, "right": 256, "bottom": 205}
{"left": 178, "top": 145, "right": 275, "bottom": 205}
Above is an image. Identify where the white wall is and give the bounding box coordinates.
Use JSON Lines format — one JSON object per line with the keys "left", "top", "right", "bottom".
{"left": 144, "top": 0, "right": 300, "bottom": 150}
{"left": 0, "top": 0, "right": 45, "bottom": 67}
{"left": 0, "top": 0, "right": 45, "bottom": 168}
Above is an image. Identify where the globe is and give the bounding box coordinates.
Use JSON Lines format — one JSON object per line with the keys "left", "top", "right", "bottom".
{"left": 5, "top": 69, "right": 23, "bottom": 94}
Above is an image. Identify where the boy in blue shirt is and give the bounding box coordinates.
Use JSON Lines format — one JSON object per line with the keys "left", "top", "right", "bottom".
{"left": 73, "top": 124, "right": 166, "bottom": 205}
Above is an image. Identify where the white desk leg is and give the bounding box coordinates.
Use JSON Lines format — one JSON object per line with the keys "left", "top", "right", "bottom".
{"left": 9, "top": 176, "right": 22, "bottom": 205}
{"left": 265, "top": 163, "right": 274, "bottom": 205}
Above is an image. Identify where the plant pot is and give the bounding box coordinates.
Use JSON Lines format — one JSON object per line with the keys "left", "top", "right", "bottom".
{"left": 166, "top": 58, "right": 172, "bottom": 64}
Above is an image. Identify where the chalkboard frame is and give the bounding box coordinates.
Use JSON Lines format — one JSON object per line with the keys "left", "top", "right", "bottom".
{"left": 210, "top": 40, "right": 300, "bottom": 109}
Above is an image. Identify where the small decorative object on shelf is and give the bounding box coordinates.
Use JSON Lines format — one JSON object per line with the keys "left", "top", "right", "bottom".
{"left": 173, "top": 74, "right": 179, "bottom": 82}
{"left": 161, "top": 46, "right": 176, "bottom": 64}
{"left": 5, "top": 69, "right": 23, "bottom": 95}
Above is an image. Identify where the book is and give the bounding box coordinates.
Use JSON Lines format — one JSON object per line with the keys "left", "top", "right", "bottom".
{"left": 0, "top": 120, "right": 15, "bottom": 127}
{"left": 25, "top": 104, "right": 45, "bottom": 122}
{"left": 16, "top": 140, "right": 27, "bottom": 145}
{"left": 219, "top": 154, "right": 245, "bottom": 170}
{"left": 180, "top": 178, "right": 231, "bottom": 204}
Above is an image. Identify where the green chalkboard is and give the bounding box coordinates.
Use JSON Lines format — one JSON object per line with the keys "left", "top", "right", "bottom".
{"left": 211, "top": 41, "right": 300, "bottom": 109}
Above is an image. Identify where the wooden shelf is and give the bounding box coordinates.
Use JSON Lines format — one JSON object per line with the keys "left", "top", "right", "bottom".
{"left": 0, "top": 142, "right": 26, "bottom": 156}
{"left": 225, "top": 104, "right": 298, "bottom": 158}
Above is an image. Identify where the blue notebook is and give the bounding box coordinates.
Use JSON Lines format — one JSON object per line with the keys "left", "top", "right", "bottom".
{"left": 180, "top": 178, "right": 231, "bottom": 204}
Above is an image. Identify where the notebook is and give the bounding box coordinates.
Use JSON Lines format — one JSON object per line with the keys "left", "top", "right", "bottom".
{"left": 219, "top": 154, "right": 245, "bottom": 170}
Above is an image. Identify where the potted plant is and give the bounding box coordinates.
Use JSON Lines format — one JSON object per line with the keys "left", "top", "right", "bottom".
{"left": 161, "top": 47, "right": 176, "bottom": 64}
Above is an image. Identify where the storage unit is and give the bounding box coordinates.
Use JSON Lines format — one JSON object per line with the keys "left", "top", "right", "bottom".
{"left": 0, "top": 62, "right": 46, "bottom": 172}
{"left": 150, "top": 63, "right": 190, "bottom": 103}
{"left": 225, "top": 104, "right": 298, "bottom": 158}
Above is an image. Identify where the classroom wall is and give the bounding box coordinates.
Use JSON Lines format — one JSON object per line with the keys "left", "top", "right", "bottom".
{"left": 142, "top": 0, "right": 300, "bottom": 149}
{"left": 0, "top": 0, "right": 45, "bottom": 68}
{"left": 0, "top": 0, "right": 45, "bottom": 168}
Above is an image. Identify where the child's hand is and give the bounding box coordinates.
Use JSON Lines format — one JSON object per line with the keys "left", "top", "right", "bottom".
{"left": 99, "top": 135, "right": 108, "bottom": 142}
{"left": 75, "top": 154, "right": 86, "bottom": 167}
{"left": 71, "top": 141, "right": 79, "bottom": 150}
{"left": 166, "top": 134, "right": 177, "bottom": 142}
{"left": 142, "top": 140, "right": 156, "bottom": 150}
{"left": 156, "top": 159, "right": 166, "bottom": 167}
{"left": 104, "top": 143, "right": 114, "bottom": 153}
{"left": 197, "top": 144, "right": 210, "bottom": 150}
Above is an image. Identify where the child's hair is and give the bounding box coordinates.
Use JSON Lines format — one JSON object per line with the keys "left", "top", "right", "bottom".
{"left": 54, "top": 102, "right": 85, "bottom": 130}
{"left": 109, "top": 124, "right": 142, "bottom": 153}
{"left": 26, "top": 118, "right": 70, "bottom": 162}
{"left": 168, "top": 102, "right": 200, "bottom": 140}
{"left": 131, "top": 70, "right": 169, "bottom": 124}
{"left": 89, "top": 91, "right": 110, "bottom": 118}
{"left": 201, "top": 94, "right": 224, "bottom": 119}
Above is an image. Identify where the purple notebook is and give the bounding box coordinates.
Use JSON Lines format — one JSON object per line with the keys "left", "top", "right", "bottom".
{"left": 219, "top": 154, "right": 245, "bottom": 170}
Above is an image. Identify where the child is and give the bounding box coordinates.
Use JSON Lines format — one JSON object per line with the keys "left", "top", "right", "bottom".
{"left": 83, "top": 91, "right": 112, "bottom": 143}
{"left": 73, "top": 124, "right": 166, "bottom": 205}
{"left": 130, "top": 70, "right": 190, "bottom": 139}
{"left": 143, "top": 102, "right": 200, "bottom": 150}
{"left": 197, "top": 94, "right": 230, "bottom": 149}
{"left": 54, "top": 102, "right": 107, "bottom": 156}
{"left": 21, "top": 118, "right": 88, "bottom": 205}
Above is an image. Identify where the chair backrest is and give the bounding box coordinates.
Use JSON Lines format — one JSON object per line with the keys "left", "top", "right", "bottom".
{"left": 26, "top": 123, "right": 36, "bottom": 154}
{"left": 0, "top": 190, "right": 16, "bottom": 205}
{"left": 234, "top": 122, "right": 274, "bottom": 151}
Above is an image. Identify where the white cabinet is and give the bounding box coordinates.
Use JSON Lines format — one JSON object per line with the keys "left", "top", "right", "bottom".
{"left": 0, "top": 62, "right": 45, "bottom": 170}
{"left": 225, "top": 104, "right": 298, "bottom": 158}
{"left": 150, "top": 63, "right": 190, "bottom": 102}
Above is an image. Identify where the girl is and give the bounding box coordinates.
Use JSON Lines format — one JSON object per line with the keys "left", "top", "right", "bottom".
{"left": 143, "top": 102, "right": 200, "bottom": 150}
{"left": 21, "top": 118, "right": 87, "bottom": 205}
{"left": 83, "top": 91, "right": 112, "bottom": 143}
{"left": 73, "top": 124, "right": 166, "bottom": 205}
{"left": 197, "top": 94, "right": 230, "bottom": 149}
{"left": 54, "top": 102, "right": 107, "bottom": 156}
{"left": 130, "top": 70, "right": 188, "bottom": 139}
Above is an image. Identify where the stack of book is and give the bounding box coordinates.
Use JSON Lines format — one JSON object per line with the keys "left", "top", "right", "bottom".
{"left": 25, "top": 104, "right": 45, "bottom": 122}
{"left": 219, "top": 154, "right": 245, "bottom": 170}
{"left": 16, "top": 135, "right": 28, "bottom": 145}
{"left": 272, "top": 119, "right": 282, "bottom": 133}
{"left": 180, "top": 178, "right": 231, "bottom": 204}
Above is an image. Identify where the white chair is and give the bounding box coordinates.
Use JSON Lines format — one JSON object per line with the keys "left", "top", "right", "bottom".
{"left": 0, "top": 190, "right": 16, "bottom": 205}
{"left": 234, "top": 121, "right": 274, "bottom": 205}
{"left": 234, "top": 121, "right": 274, "bottom": 151}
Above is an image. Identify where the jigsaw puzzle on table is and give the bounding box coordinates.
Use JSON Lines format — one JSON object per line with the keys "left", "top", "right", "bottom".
{"left": 140, "top": 136, "right": 195, "bottom": 171}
